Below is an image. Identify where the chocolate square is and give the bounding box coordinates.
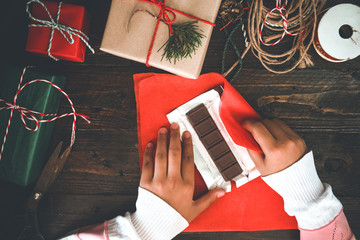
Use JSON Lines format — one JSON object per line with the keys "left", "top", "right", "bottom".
{"left": 202, "top": 129, "right": 222, "bottom": 148}
{"left": 186, "top": 104, "right": 210, "bottom": 126}
{"left": 208, "top": 141, "right": 230, "bottom": 160}
{"left": 215, "top": 152, "right": 238, "bottom": 169}
{"left": 221, "top": 163, "right": 243, "bottom": 181}
{"left": 195, "top": 117, "right": 217, "bottom": 137}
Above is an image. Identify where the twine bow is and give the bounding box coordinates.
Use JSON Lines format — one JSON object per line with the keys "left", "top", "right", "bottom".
{"left": 138, "top": 0, "right": 215, "bottom": 67}
{"left": 26, "top": 0, "right": 95, "bottom": 61}
{"left": 0, "top": 67, "right": 90, "bottom": 161}
{"left": 259, "top": 0, "right": 299, "bottom": 46}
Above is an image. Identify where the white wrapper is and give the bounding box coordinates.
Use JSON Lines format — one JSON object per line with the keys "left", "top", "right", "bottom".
{"left": 167, "top": 89, "right": 260, "bottom": 192}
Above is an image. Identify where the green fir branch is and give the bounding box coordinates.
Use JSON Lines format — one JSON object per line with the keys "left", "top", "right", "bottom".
{"left": 158, "top": 21, "right": 205, "bottom": 64}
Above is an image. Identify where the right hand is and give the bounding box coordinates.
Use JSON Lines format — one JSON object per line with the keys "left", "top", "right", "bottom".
{"left": 140, "top": 123, "right": 225, "bottom": 222}
{"left": 242, "top": 118, "right": 307, "bottom": 176}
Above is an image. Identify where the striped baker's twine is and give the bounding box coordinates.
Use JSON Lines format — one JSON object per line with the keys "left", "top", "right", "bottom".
{"left": 0, "top": 67, "right": 91, "bottom": 161}
{"left": 259, "top": 0, "right": 299, "bottom": 46}
{"left": 26, "top": 0, "right": 95, "bottom": 61}
{"left": 241, "top": 23, "right": 249, "bottom": 47}
{"left": 264, "top": 8, "right": 312, "bottom": 28}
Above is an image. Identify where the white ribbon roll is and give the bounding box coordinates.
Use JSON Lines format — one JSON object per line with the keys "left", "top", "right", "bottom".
{"left": 314, "top": 4, "right": 360, "bottom": 62}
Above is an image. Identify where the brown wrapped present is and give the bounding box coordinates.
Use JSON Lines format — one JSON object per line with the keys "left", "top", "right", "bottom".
{"left": 100, "top": 0, "right": 221, "bottom": 79}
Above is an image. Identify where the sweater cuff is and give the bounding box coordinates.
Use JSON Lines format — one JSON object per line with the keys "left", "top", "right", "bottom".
{"left": 130, "top": 187, "right": 189, "bottom": 240}
{"left": 262, "top": 151, "right": 342, "bottom": 230}
{"left": 107, "top": 213, "right": 142, "bottom": 240}
{"left": 299, "top": 209, "right": 354, "bottom": 240}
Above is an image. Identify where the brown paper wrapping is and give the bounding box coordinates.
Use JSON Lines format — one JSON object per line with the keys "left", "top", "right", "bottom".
{"left": 100, "top": 0, "right": 221, "bottom": 79}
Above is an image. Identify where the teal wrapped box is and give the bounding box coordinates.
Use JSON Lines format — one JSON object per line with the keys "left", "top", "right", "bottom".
{"left": 0, "top": 65, "right": 66, "bottom": 186}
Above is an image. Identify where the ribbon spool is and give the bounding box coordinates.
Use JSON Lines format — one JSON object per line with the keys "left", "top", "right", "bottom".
{"left": 313, "top": 3, "right": 360, "bottom": 62}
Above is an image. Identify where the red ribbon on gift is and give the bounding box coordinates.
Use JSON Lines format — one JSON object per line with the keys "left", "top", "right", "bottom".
{"left": 139, "top": 0, "right": 216, "bottom": 67}
{"left": 0, "top": 67, "right": 90, "bottom": 161}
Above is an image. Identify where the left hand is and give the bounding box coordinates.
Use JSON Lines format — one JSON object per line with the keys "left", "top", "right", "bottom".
{"left": 140, "top": 123, "right": 225, "bottom": 222}
{"left": 242, "top": 118, "right": 307, "bottom": 176}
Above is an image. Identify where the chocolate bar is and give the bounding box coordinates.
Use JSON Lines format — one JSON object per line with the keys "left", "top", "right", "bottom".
{"left": 186, "top": 104, "right": 242, "bottom": 181}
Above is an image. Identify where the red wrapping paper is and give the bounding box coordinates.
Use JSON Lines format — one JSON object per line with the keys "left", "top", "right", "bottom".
{"left": 25, "top": 1, "right": 90, "bottom": 62}
{"left": 134, "top": 72, "right": 298, "bottom": 231}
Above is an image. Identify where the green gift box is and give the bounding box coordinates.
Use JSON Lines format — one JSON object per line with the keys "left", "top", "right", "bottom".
{"left": 0, "top": 65, "right": 66, "bottom": 186}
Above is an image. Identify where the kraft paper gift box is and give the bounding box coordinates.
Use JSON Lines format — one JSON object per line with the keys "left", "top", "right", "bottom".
{"left": 100, "top": 0, "right": 221, "bottom": 79}
{"left": 0, "top": 65, "right": 66, "bottom": 186}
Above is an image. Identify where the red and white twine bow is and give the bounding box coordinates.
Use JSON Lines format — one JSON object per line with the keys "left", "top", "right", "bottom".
{"left": 0, "top": 67, "right": 90, "bottom": 161}
{"left": 26, "top": 0, "right": 95, "bottom": 61}
{"left": 139, "top": 0, "right": 216, "bottom": 67}
{"left": 259, "top": 0, "right": 299, "bottom": 46}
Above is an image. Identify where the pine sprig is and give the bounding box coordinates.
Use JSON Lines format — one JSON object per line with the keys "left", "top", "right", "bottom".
{"left": 158, "top": 21, "right": 205, "bottom": 64}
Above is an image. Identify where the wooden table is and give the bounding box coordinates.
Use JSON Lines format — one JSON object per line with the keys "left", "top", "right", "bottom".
{"left": 1, "top": 0, "right": 359, "bottom": 239}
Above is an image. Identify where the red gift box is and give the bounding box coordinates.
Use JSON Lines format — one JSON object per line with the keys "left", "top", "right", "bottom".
{"left": 25, "top": 1, "right": 92, "bottom": 62}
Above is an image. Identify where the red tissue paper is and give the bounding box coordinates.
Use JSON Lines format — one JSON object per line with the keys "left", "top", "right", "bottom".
{"left": 134, "top": 72, "right": 297, "bottom": 231}
{"left": 25, "top": 1, "right": 91, "bottom": 62}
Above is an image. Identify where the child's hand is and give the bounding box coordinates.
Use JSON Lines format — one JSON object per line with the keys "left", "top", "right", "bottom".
{"left": 140, "top": 123, "right": 225, "bottom": 223}
{"left": 243, "top": 119, "right": 307, "bottom": 177}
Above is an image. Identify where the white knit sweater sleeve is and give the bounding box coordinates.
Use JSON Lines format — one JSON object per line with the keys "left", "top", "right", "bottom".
{"left": 109, "top": 187, "right": 189, "bottom": 240}
{"left": 262, "top": 151, "right": 343, "bottom": 230}
{"left": 59, "top": 187, "right": 188, "bottom": 240}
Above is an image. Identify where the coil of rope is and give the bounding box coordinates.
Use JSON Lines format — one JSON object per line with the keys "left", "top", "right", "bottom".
{"left": 247, "top": 0, "right": 326, "bottom": 74}
{"left": 223, "top": 0, "right": 326, "bottom": 77}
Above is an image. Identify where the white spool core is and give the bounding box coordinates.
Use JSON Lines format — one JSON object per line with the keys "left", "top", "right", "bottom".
{"left": 318, "top": 3, "right": 360, "bottom": 61}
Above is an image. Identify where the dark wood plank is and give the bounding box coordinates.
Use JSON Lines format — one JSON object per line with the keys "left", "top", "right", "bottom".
{"left": 0, "top": 0, "right": 359, "bottom": 239}
{"left": 38, "top": 194, "right": 137, "bottom": 239}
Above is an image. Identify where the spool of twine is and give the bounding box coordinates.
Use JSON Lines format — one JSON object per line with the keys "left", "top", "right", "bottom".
{"left": 248, "top": 0, "right": 326, "bottom": 74}
{"left": 224, "top": 0, "right": 326, "bottom": 76}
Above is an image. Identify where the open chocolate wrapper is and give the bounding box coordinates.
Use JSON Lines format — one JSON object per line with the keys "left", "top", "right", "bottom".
{"left": 167, "top": 87, "right": 260, "bottom": 192}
